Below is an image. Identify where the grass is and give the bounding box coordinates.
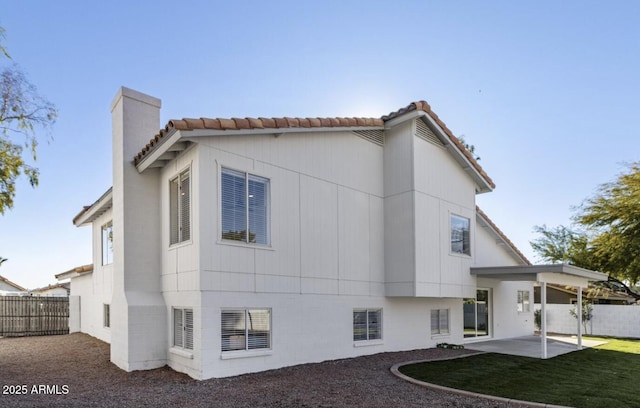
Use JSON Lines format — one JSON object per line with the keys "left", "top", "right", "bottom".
{"left": 399, "top": 337, "right": 640, "bottom": 408}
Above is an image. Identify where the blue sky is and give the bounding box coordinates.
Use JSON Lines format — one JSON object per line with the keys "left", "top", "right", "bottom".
{"left": 1, "top": 1, "right": 639, "bottom": 289}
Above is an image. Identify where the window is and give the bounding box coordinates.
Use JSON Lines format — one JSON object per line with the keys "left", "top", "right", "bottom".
{"left": 174, "top": 308, "right": 194, "bottom": 350}
{"left": 431, "top": 309, "right": 449, "bottom": 335}
{"left": 451, "top": 215, "right": 470, "bottom": 255}
{"left": 170, "top": 169, "right": 191, "bottom": 245}
{"left": 221, "top": 168, "right": 270, "bottom": 245}
{"left": 517, "top": 290, "right": 531, "bottom": 313}
{"left": 221, "top": 309, "right": 271, "bottom": 352}
{"left": 101, "top": 222, "right": 113, "bottom": 265}
{"left": 353, "top": 309, "right": 382, "bottom": 341}
{"left": 103, "top": 304, "right": 110, "bottom": 328}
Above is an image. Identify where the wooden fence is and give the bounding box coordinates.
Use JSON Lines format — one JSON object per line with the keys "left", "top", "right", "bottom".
{"left": 0, "top": 296, "right": 69, "bottom": 337}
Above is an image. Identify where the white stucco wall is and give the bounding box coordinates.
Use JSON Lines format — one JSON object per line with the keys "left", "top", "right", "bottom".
{"left": 537, "top": 303, "right": 640, "bottom": 338}
{"left": 473, "top": 216, "right": 534, "bottom": 340}
{"left": 197, "top": 292, "right": 463, "bottom": 379}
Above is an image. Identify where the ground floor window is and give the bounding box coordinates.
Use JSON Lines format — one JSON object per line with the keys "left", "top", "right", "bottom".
{"left": 430, "top": 309, "right": 449, "bottom": 335}
{"left": 353, "top": 309, "right": 382, "bottom": 341}
{"left": 221, "top": 309, "right": 271, "bottom": 352}
{"left": 103, "top": 304, "right": 110, "bottom": 328}
{"left": 174, "top": 308, "right": 194, "bottom": 350}
{"left": 517, "top": 290, "right": 531, "bottom": 313}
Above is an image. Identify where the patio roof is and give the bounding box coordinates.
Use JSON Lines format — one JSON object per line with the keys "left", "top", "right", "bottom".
{"left": 472, "top": 263, "right": 608, "bottom": 359}
{"left": 471, "top": 264, "right": 607, "bottom": 287}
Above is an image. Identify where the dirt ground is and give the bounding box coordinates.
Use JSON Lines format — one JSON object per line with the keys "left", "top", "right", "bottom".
{"left": 0, "top": 333, "right": 508, "bottom": 407}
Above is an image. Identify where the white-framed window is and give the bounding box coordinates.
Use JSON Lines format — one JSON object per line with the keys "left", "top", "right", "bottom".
{"left": 221, "top": 309, "right": 271, "bottom": 352}
{"left": 170, "top": 169, "right": 191, "bottom": 245}
{"left": 451, "top": 214, "right": 471, "bottom": 255}
{"left": 101, "top": 222, "right": 113, "bottom": 265}
{"left": 173, "top": 308, "right": 194, "bottom": 350}
{"left": 103, "top": 304, "right": 110, "bottom": 328}
{"left": 221, "top": 167, "right": 270, "bottom": 245}
{"left": 517, "top": 290, "right": 531, "bottom": 313}
{"left": 353, "top": 309, "right": 382, "bottom": 341}
{"left": 431, "top": 309, "right": 449, "bottom": 335}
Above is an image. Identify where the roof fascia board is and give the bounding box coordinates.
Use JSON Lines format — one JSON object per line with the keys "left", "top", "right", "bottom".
{"left": 135, "top": 129, "right": 181, "bottom": 173}
{"left": 74, "top": 189, "right": 113, "bottom": 227}
{"left": 472, "top": 264, "right": 608, "bottom": 282}
{"left": 184, "top": 125, "right": 385, "bottom": 138}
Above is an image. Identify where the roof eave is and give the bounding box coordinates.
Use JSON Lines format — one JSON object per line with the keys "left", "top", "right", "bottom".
{"left": 73, "top": 188, "right": 113, "bottom": 226}
{"left": 135, "top": 125, "right": 386, "bottom": 172}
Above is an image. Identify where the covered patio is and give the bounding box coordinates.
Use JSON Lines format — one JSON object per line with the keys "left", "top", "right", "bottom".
{"left": 471, "top": 264, "right": 608, "bottom": 358}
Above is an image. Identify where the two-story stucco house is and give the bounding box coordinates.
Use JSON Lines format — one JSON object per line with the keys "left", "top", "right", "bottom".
{"left": 63, "top": 87, "right": 604, "bottom": 380}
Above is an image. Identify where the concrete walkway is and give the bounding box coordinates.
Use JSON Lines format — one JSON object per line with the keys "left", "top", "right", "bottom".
{"left": 465, "top": 335, "right": 607, "bottom": 358}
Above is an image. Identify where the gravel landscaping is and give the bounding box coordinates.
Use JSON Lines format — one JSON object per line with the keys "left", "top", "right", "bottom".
{"left": 0, "top": 333, "right": 509, "bottom": 407}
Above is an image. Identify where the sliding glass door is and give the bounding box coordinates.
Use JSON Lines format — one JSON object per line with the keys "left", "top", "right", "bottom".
{"left": 463, "top": 289, "right": 490, "bottom": 338}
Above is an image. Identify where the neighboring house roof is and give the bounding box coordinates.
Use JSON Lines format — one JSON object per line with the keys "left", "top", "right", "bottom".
{"left": 132, "top": 100, "right": 494, "bottom": 191}
{"left": 0, "top": 275, "right": 27, "bottom": 292}
{"left": 476, "top": 206, "right": 531, "bottom": 265}
{"left": 55, "top": 264, "right": 94, "bottom": 281}
{"left": 30, "top": 282, "right": 70, "bottom": 294}
{"left": 545, "top": 283, "right": 635, "bottom": 303}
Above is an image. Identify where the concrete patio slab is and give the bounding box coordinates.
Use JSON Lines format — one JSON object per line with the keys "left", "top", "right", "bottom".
{"left": 465, "top": 335, "right": 607, "bottom": 358}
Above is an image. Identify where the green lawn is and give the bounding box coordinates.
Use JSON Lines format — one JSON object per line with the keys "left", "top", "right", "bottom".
{"left": 399, "top": 338, "right": 640, "bottom": 408}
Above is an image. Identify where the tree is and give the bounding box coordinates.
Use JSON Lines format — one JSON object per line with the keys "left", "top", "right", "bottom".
{"left": 569, "top": 299, "right": 593, "bottom": 335}
{"left": 576, "top": 163, "right": 640, "bottom": 285}
{"left": 530, "top": 224, "right": 597, "bottom": 269}
{"left": 530, "top": 163, "right": 640, "bottom": 300}
{"left": 0, "top": 26, "right": 57, "bottom": 214}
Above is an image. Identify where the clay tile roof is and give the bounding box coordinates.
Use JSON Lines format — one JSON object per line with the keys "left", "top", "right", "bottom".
{"left": 233, "top": 118, "right": 251, "bottom": 129}
{"left": 218, "top": 118, "right": 237, "bottom": 130}
{"left": 133, "top": 99, "right": 492, "bottom": 193}
{"left": 476, "top": 206, "right": 531, "bottom": 265}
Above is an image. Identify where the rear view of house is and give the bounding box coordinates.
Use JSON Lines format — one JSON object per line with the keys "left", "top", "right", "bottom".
{"left": 63, "top": 87, "right": 593, "bottom": 379}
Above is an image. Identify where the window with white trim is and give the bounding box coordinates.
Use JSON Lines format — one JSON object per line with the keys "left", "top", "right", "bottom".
{"left": 170, "top": 169, "right": 191, "bottom": 245}
{"left": 221, "top": 168, "right": 270, "bottom": 245}
{"left": 173, "top": 308, "right": 194, "bottom": 350}
{"left": 353, "top": 309, "right": 382, "bottom": 341}
{"left": 101, "top": 222, "right": 113, "bottom": 265}
{"left": 451, "top": 215, "right": 471, "bottom": 255}
{"left": 431, "top": 309, "right": 449, "bottom": 335}
{"left": 103, "top": 304, "right": 110, "bottom": 328}
{"left": 221, "top": 309, "right": 271, "bottom": 352}
{"left": 517, "top": 290, "right": 531, "bottom": 313}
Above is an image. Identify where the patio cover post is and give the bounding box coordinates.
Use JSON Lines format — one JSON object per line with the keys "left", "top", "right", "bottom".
{"left": 541, "top": 282, "right": 547, "bottom": 359}
{"left": 577, "top": 285, "right": 583, "bottom": 350}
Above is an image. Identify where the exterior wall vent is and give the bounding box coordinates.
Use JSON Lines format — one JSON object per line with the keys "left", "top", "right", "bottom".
{"left": 353, "top": 129, "right": 384, "bottom": 146}
{"left": 415, "top": 119, "right": 444, "bottom": 146}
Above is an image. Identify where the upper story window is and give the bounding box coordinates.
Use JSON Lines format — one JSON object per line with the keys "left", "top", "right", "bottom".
{"left": 101, "top": 222, "right": 113, "bottom": 265}
{"left": 450, "top": 215, "right": 470, "bottom": 255}
{"left": 221, "top": 167, "right": 270, "bottom": 245}
{"left": 170, "top": 169, "right": 191, "bottom": 245}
